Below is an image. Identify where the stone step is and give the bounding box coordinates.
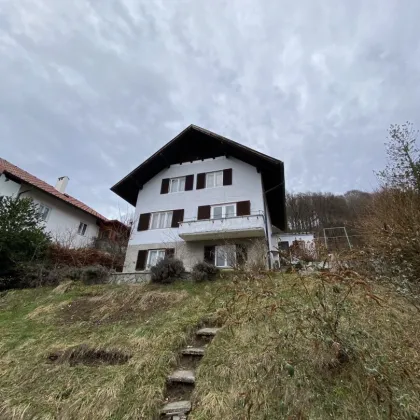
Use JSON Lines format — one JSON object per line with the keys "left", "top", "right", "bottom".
{"left": 181, "top": 347, "right": 205, "bottom": 356}
{"left": 161, "top": 400, "right": 191, "bottom": 416}
{"left": 167, "top": 369, "right": 195, "bottom": 384}
{"left": 196, "top": 327, "right": 220, "bottom": 337}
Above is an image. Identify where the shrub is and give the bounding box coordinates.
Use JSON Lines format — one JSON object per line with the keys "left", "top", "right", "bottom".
{"left": 0, "top": 197, "right": 51, "bottom": 290}
{"left": 48, "top": 244, "right": 124, "bottom": 272}
{"left": 192, "top": 261, "right": 220, "bottom": 282}
{"left": 62, "top": 265, "right": 110, "bottom": 284}
{"left": 80, "top": 265, "right": 110, "bottom": 285}
{"left": 151, "top": 257, "right": 184, "bottom": 284}
{"left": 360, "top": 188, "right": 420, "bottom": 285}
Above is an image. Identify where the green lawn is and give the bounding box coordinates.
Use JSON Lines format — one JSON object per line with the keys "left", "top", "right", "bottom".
{"left": 0, "top": 273, "right": 419, "bottom": 419}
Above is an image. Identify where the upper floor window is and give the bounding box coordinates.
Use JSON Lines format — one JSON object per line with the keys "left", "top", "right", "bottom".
{"left": 150, "top": 211, "right": 173, "bottom": 229}
{"left": 211, "top": 203, "right": 236, "bottom": 219}
{"left": 78, "top": 222, "right": 87, "bottom": 236}
{"left": 38, "top": 204, "right": 51, "bottom": 221}
{"left": 197, "top": 168, "right": 232, "bottom": 190}
{"left": 206, "top": 171, "right": 223, "bottom": 188}
{"left": 169, "top": 176, "right": 186, "bottom": 193}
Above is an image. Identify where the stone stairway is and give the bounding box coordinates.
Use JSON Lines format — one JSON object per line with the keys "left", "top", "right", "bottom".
{"left": 160, "top": 327, "right": 220, "bottom": 419}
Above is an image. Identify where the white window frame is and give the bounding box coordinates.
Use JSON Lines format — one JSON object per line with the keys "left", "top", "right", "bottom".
{"left": 146, "top": 249, "right": 166, "bottom": 269}
{"left": 211, "top": 203, "right": 236, "bottom": 219}
{"left": 38, "top": 204, "right": 51, "bottom": 222}
{"left": 215, "top": 245, "right": 236, "bottom": 268}
{"left": 150, "top": 211, "right": 173, "bottom": 229}
{"left": 205, "top": 170, "right": 223, "bottom": 188}
{"left": 169, "top": 176, "right": 186, "bottom": 193}
{"left": 78, "top": 222, "right": 88, "bottom": 236}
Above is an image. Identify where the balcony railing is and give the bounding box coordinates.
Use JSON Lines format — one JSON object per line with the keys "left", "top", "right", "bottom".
{"left": 178, "top": 212, "right": 266, "bottom": 241}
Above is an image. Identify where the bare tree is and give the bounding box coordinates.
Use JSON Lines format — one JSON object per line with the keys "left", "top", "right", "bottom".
{"left": 376, "top": 122, "right": 420, "bottom": 192}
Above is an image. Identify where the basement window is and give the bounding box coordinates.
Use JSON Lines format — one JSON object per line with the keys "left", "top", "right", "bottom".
{"left": 215, "top": 245, "right": 236, "bottom": 268}
{"left": 147, "top": 249, "right": 165, "bottom": 268}
{"left": 279, "top": 241, "right": 290, "bottom": 252}
{"left": 78, "top": 222, "right": 88, "bottom": 236}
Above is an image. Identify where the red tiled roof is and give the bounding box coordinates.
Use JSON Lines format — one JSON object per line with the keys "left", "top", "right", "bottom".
{"left": 0, "top": 157, "right": 108, "bottom": 222}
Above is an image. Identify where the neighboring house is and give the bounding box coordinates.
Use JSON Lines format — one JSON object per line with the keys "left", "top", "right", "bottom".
{"left": 277, "top": 233, "right": 315, "bottom": 252}
{"left": 0, "top": 157, "right": 123, "bottom": 248}
{"left": 111, "top": 125, "right": 286, "bottom": 273}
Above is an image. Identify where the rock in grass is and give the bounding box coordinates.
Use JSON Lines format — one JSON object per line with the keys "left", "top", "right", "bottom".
{"left": 196, "top": 327, "right": 220, "bottom": 337}
{"left": 167, "top": 370, "right": 195, "bottom": 384}
{"left": 161, "top": 400, "right": 191, "bottom": 415}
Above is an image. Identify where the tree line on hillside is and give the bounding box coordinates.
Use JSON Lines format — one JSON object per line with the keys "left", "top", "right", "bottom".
{"left": 286, "top": 190, "right": 372, "bottom": 236}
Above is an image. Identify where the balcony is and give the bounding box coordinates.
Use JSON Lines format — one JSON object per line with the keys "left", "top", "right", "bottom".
{"left": 178, "top": 213, "right": 266, "bottom": 241}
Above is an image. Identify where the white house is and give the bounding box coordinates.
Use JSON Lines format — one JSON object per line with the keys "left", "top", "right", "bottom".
{"left": 277, "top": 233, "right": 315, "bottom": 251}
{"left": 111, "top": 125, "right": 286, "bottom": 273}
{"left": 0, "top": 157, "right": 112, "bottom": 248}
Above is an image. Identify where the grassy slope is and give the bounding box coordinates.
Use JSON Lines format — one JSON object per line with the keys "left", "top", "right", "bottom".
{"left": 0, "top": 274, "right": 419, "bottom": 419}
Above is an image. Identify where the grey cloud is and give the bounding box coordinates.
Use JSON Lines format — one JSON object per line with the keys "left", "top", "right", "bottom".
{"left": 1, "top": 0, "right": 420, "bottom": 217}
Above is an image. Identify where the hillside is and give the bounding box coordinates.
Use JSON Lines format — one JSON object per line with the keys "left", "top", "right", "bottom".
{"left": 0, "top": 273, "right": 419, "bottom": 419}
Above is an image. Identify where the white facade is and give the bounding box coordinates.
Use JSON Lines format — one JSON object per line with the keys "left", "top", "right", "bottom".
{"left": 0, "top": 175, "right": 100, "bottom": 248}
{"left": 124, "top": 156, "right": 278, "bottom": 272}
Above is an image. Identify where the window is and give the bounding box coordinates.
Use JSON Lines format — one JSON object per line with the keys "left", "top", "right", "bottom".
{"left": 169, "top": 177, "right": 186, "bottom": 193}
{"left": 279, "top": 241, "right": 290, "bottom": 252}
{"left": 37, "top": 204, "right": 51, "bottom": 221}
{"left": 206, "top": 171, "right": 223, "bottom": 188}
{"left": 78, "top": 222, "right": 88, "bottom": 236}
{"left": 215, "top": 245, "right": 236, "bottom": 268}
{"left": 147, "top": 249, "right": 166, "bottom": 268}
{"left": 211, "top": 203, "right": 236, "bottom": 219}
{"left": 150, "top": 211, "right": 173, "bottom": 229}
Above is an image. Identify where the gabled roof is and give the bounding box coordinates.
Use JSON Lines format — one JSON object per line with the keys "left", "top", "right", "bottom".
{"left": 0, "top": 157, "right": 108, "bottom": 222}
{"left": 111, "top": 125, "right": 286, "bottom": 230}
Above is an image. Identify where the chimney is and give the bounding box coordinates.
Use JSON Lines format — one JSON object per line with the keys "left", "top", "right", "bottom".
{"left": 55, "top": 176, "right": 69, "bottom": 193}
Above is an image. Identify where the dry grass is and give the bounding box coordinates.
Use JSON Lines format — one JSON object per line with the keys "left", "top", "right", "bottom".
{"left": 192, "top": 273, "right": 420, "bottom": 420}
{"left": 1, "top": 273, "right": 419, "bottom": 419}
{"left": 0, "top": 281, "right": 222, "bottom": 419}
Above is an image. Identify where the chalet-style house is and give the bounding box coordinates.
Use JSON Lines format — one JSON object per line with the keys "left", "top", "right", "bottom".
{"left": 111, "top": 125, "right": 286, "bottom": 273}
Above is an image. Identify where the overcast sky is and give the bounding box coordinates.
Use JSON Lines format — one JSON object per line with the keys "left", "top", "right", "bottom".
{"left": 1, "top": 1, "right": 420, "bottom": 218}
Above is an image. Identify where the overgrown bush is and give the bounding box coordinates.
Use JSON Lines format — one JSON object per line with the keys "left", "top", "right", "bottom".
{"left": 48, "top": 244, "right": 124, "bottom": 271}
{"left": 151, "top": 257, "right": 184, "bottom": 284}
{"left": 61, "top": 265, "right": 110, "bottom": 284}
{"left": 0, "top": 197, "right": 51, "bottom": 290}
{"left": 360, "top": 189, "right": 420, "bottom": 284}
{"left": 191, "top": 261, "right": 220, "bottom": 282}
{"left": 359, "top": 123, "right": 420, "bottom": 287}
{"left": 80, "top": 265, "right": 110, "bottom": 284}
